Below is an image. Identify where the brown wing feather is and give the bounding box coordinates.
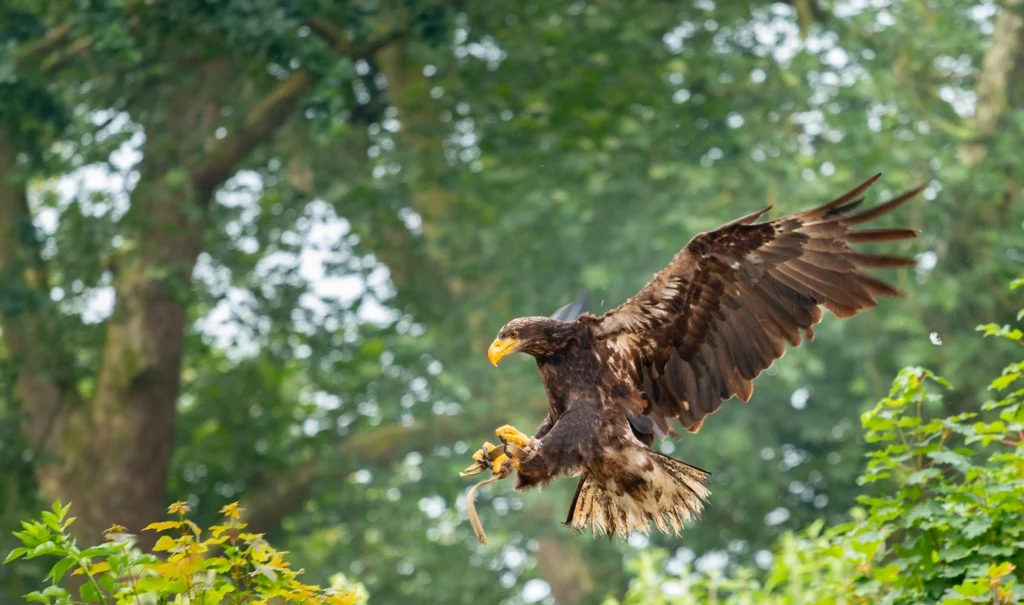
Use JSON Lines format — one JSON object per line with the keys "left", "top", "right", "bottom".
{"left": 595, "top": 175, "right": 922, "bottom": 433}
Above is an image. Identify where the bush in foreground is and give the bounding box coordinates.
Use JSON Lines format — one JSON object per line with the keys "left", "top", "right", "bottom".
{"left": 4, "top": 500, "right": 365, "bottom": 604}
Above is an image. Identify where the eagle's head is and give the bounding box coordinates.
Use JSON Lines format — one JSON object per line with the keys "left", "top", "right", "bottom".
{"left": 488, "top": 317, "right": 571, "bottom": 366}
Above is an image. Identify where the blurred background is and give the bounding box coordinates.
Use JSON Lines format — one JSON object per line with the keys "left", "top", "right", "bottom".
{"left": 0, "top": 0, "right": 1022, "bottom": 603}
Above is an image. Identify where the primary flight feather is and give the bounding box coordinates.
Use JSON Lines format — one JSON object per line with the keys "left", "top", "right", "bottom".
{"left": 479, "top": 174, "right": 922, "bottom": 537}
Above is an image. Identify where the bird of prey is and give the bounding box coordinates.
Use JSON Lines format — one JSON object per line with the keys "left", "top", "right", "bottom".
{"left": 463, "top": 174, "right": 922, "bottom": 537}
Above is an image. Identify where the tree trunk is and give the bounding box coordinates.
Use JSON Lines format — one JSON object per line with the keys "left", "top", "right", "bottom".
{"left": 1, "top": 58, "right": 311, "bottom": 546}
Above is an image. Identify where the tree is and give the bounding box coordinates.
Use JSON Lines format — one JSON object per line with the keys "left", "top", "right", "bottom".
{"left": 1, "top": 1, "right": 1023, "bottom": 604}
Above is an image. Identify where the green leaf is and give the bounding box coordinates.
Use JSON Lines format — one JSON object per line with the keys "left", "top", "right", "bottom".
{"left": 47, "top": 556, "right": 77, "bottom": 585}
{"left": 939, "top": 545, "right": 972, "bottom": 562}
{"left": 3, "top": 547, "right": 29, "bottom": 564}
{"left": 963, "top": 517, "right": 992, "bottom": 539}
{"left": 978, "top": 544, "right": 1014, "bottom": 557}
{"left": 907, "top": 502, "right": 944, "bottom": 523}
{"left": 953, "top": 579, "right": 989, "bottom": 597}
{"left": 927, "top": 450, "right": 971, "bottom": 470}
{"left": 27, "top": 542, "right": 61, "bottom": 559}
{"left": 97, "top": 570, "right": 117, "bottom": 593}
{"left": 991, "top": 373, "right": 1020, "bottom": 391}
{"left": 40, "top": 511, "right": 61, "bottom": 532}
{"left": 872, "top": 563, "right": 901, "bottom": 584}
{"left": 134, "top": 576, "right": 166, "bottom": 592}
{"left": 79, "top": 545, "right": 115, "bottom": 559}
{"left": 80, "top": 579, "right": 100, "bottom": 603}
{"left": 906, "top": 468, "right": 940, "bottom": 485}
{"left": 41, "top": 586, "right": 69, "bottom": 601}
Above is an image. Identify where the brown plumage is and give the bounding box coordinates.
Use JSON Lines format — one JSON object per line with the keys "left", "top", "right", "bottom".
{"left": 486, "top": 174, "right": 922, "bottom": 537}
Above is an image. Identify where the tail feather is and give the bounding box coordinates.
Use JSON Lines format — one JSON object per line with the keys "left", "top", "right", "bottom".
{"left": 565, "top": 451, "right": 710, "bottom": 537}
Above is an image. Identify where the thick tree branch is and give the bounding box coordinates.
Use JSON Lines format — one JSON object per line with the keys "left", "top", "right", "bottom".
{"left": 19, "top": 24, "right": 72, "bottom": 60}
{"left": 190, "top": 13, "right": 418, "bottom": 198}
{"left": 16, "top": 23, "right": 93, "bottom": 75}
{"left": 40, "top": 36, "right": 94, "bottom": 74}
{"left": 306, "top": 17, "right": 410, "bottom": 62}
{"left": 190, "top": 70, "right": 313, "bottom": 197}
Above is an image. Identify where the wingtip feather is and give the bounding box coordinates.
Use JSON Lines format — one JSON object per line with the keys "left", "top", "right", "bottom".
{"left": 845, "top": 184, "right": 925, "bottom": 226}
{"left": 820, "top": 173, "right": 883, "bottom": 210}
{"left": 847, "top": 227, "right": 920, "bottom": 243}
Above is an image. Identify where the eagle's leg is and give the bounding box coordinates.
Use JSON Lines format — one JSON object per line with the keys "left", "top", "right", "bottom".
{"left": 514, "top": 404, "right": 601, "bottom": 492}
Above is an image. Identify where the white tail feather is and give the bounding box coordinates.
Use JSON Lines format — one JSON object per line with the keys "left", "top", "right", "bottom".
{"left": 565, "top": 450, "right": 710, "bottom": 537}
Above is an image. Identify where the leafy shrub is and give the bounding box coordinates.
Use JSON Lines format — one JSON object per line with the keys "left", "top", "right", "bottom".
{"left": 607, "top": 280, "right": 1024, "bottom": 605}
{"left": 4, "top": 500, "right": 366, "bottom": 604}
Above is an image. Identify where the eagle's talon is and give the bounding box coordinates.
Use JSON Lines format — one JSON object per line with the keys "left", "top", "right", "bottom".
{"left": 491, "top": 452, "right": 519, "bottom": 475}
{"left": 461, "top": 442, "right": 504, "bottom": 477}
{"left": 460, "top": 461, "right": 488, "bottom": 477}
{"left": 461, "top": 433, "right": 539, "bottom": 480}
{"left": 495, "top": 424, "right": 532, "bottom": 449}
{"left": 472, "top": 441, "right": 500, "bottom": 463}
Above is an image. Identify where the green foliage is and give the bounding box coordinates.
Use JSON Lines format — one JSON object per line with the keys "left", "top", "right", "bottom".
{"left": 607, "top": 285, "right": 1024, "bottom": 604}
{"left": 3, "top": 500, "right": 365, "bottom": 605}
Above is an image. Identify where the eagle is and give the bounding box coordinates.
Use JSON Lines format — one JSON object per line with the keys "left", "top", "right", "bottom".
{"left": 462, "top": 174, "right": 922, "bottom": 538}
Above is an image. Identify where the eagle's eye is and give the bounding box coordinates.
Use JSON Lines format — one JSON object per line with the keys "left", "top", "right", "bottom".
{"left": 510, "top": 330, "right": 520, "bottom": 339}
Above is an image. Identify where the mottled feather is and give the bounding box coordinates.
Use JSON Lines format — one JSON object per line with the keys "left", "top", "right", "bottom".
{"left": 593, "top": 174, "right": 922, "bottom": 434}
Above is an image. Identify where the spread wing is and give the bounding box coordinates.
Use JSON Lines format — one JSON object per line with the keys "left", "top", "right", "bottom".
{"left": 593, "top": 174, "right": 922, "bottom": 434}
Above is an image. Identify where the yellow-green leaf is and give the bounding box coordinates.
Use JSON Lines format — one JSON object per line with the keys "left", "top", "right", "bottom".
{"left": 143, "top": 520, "right": 183, "bottom": 533}
{"left": 71, "top": 560, "right": 110, "bottom": 576}
{"left": 153, "top": 535, "right": 178, "bottom": 552}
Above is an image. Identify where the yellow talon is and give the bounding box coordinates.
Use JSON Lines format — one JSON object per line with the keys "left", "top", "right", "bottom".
{"left": 495, "top": 424, "right": 532, "bottom": 449}
{"left": 473, "top": 442, "right": 498, "bottom": 462}
{"left": 461, "top": 429, "right": 541, "bottom": 480}
{"left": 491, "top": 452, "right": 518, "bottom": 474}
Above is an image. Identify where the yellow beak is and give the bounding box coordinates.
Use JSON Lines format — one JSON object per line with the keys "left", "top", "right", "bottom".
{"left": 487, "top": 337, "right": 519, "bottom": 367}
